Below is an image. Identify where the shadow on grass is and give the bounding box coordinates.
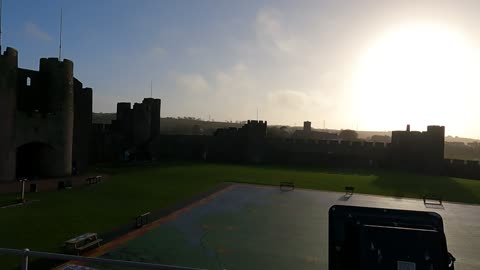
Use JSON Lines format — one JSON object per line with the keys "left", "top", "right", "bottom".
{"left": 238, "top": 162, "right": 381, "bottom": 177}
{"left": 97, "top": 160, "right": 380, "bottom": 176}
{"left": 91, "top": 161, "right": 480, "bottom": 205}
{"left": 371, "top": 171, "right": 480, "bottom": 204}
{"left": 424, "top": 204, "right": 445, "bottom": 210}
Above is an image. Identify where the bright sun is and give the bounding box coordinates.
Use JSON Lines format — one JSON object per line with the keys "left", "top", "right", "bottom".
{"left": 351, "top": 23, "right": 480, "bottom": 134}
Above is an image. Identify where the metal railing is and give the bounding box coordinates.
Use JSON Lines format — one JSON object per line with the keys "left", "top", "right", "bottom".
{"left": 0, "top": 248, "right": 208, "bottom": 270}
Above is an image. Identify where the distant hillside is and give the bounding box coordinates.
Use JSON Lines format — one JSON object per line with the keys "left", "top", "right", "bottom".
{"left": 92, "top": 113, "right": 242, "bottom": 135}
{"left": 92, "top": 113, "right": 116, "bottom": 124}
{"left": 356, "top": 130, "right": 391, "bottom": 139}
{"left": 92, "top": 113, "right": 479, "bottom": 142}
{"left": 281, "top": 126, "right": 391, "bottom": 139}
{"left": 160, "top": 118, "right": 242, "bottom": 135}
{"left": 445, "top": 136, "right": 479, "bottom": 143}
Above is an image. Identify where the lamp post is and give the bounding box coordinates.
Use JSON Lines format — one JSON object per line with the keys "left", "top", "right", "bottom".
{"left": 19, "top": 178, "right": 27, "bottom": 203}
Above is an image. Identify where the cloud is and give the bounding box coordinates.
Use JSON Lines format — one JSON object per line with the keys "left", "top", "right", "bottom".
{"left": 214, "top": 63, "right": 253, "bottom": 93}
{"left": 24, "top": 22, "right": 53, "bottom": 42}
{"left": 255, "top": 7, "right": 304, "bottom": 55}
{"left": 149, "top": 47, "right": 167, "bottom": 58}
{"left": 175, "top": 73, "right": 210, "bottom": 94}
{"left": 186, "top": 47, "right": 202, "bottom": 56}
{"left": 232, "top": 63, "right": 248, "bottom": 73}
{"left": 268, "top": 90, "right": 308, "bottom": 110}
{"left": 167, "top": 63, "right": 259, "bottom": 120}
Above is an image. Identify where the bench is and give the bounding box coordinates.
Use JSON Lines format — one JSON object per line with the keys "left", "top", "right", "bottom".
{"left": 136, "top": 212, "right": 151, "bottom": 228}
{"left": 30, "top": 183, "right": 37, "bottom": 193}
{"left": 77, "top": 239, "right": 102, "bottom": 253}
{"left": 58, "top": 181, "right": 65, "bottom": 190}
{"left": 86, "top": 175, "right": 103, "bottom": 185}
{"left": 65, "top": 180, "right": 73, "bottom": 189}
{"left": 345, "top": 186, "right": 355, "bottom": 196}
{"left": 58, "top": 180, "right": 73, "bottom": 190}
{"left": 279, "top": 182, "right": 295, "bottom": 191}
{"left": 423, "top": 194, "right": 443, "bottom": 206}
{"left": 64, "top": 233, "right": 102, "bottom": 255}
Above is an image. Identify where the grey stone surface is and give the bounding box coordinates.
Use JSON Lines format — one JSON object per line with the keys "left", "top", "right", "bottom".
{"left": 100, "top": 184, "right": 480, "bottom": 270}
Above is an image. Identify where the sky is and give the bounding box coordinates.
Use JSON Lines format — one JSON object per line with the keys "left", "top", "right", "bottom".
{"left": 3, "top": 0, "right": 480, "bottom": 138}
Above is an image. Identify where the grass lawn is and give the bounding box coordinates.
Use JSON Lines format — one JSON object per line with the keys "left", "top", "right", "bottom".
{"left": 1, "top": 162, "right": 479, "bottom": 269}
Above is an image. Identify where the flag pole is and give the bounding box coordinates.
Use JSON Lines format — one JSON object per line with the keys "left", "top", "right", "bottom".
{"left": 59, "top": 8, "right": 63, "bottom": 60}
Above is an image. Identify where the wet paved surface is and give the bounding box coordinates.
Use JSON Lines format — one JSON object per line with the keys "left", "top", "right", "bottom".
{"left": 93, "top": 184, "right": 480, "bottom": 270}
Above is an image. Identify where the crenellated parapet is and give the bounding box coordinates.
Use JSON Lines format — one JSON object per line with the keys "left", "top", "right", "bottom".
{"left": 444, "top": 158, "right": 480, "bottom": 179}
{"left": 265, "top": 138, "right": 390, "bottom": 160}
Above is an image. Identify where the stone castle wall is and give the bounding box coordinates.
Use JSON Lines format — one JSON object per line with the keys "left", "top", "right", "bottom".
{"left": 0, "top": 47, "right": 92, "bottom": 181}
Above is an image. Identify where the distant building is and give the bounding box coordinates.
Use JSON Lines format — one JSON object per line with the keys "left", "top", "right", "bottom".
{"left": 292, "top": 121, "right": 338, "bottom": 140}
{"left": 0, "top": 47, "right": 92, "bottom": 182}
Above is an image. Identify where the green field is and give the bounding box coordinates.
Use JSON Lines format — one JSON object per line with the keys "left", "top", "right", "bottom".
{"left": 1, "top": 163, "right": 480, "bottom": 269}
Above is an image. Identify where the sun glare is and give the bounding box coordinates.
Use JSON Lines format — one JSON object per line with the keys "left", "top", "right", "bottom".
{"left": 352, "top": 24, "right": 479, "bottom": 133}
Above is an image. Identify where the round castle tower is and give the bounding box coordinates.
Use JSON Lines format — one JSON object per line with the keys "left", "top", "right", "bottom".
{"left": 0, "top": 47, "right": 18, "bottom": 182}
{"left": 39, "top": 57, "right": 74, "bottom": 177}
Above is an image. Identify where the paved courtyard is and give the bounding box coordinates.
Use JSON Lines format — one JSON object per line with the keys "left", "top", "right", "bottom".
{"left": 72, "top": 183, "right": 480, "bottom": 270}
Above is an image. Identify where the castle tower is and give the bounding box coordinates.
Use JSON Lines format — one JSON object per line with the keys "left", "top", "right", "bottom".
{"left": 116, "top": 102, "right": 133, "bottom": 136}
{"left": 72, "top": 78, "right": 93, "bottom": 174}
{"left": 117, "top": 102, "right": 131, "bottom": 122}
{"left": 426, "top": 125, "right": 445, "bottom": 170}
{"left": 0, "top": 47, "right": 18, "bottom": 182}
{"left": 133, "top": 102, "right": 151, "bottom": 145}
{"left": 142, "top": 98, "right": 161, "bottom": 138}
{"left": 38, "top": 57, "right": 74, "bottom": 176}
{"left": 304, "top": 121, "right": 312, "bottom": 132}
